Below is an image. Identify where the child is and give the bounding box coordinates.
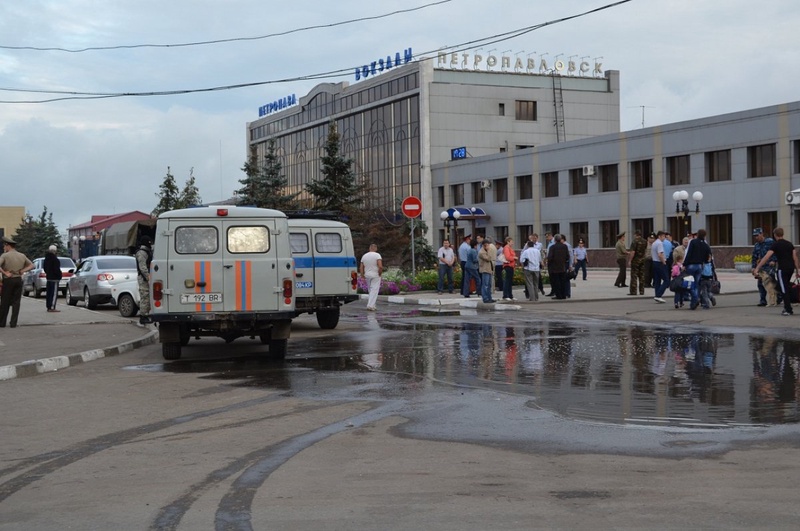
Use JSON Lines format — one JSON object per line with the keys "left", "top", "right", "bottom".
{"left": 699, "top": 259, "right": 717, "bottom": 309}
{"left": 671, "top": 255, "right": 685, "bottom": 309}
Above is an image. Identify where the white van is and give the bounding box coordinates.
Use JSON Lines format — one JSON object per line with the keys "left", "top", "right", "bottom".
{"left": 149, "top": 206, "right": 295, "bottom": 360}
{"left": 288, "top": 218, "right": 358, "bottom": 329}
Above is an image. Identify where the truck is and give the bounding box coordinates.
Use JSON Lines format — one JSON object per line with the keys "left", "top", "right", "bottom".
{"left": 99, "top": 219, "right": 157, "bottom": 255}
{"left": 149, "top": 206, "right": 296, "bottom": 360}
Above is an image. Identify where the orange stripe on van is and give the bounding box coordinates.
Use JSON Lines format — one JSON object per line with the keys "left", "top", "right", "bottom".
{"left": 235, "top": 260, "right": 252, "bottom": 311}
{"left": 194, "top": 261, "right": 212, "bottom": 312}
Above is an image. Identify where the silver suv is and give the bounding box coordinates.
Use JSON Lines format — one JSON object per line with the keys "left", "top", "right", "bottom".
{"left": 22, "top": 256, "right": 76, "bottom": 298}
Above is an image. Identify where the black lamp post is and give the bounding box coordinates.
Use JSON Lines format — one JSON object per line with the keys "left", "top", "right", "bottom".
{"left": 672, "top": 190, "right": 703, "bottom": 235}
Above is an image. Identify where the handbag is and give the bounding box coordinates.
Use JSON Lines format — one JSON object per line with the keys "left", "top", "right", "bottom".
{"left": 670, "top": 274, "right": 693, "bottom": 293}
{"left": 710, "top": 268, "right": 721, "bottom": 295}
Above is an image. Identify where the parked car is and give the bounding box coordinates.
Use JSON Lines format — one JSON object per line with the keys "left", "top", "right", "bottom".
{"left": 66, "top": 255, "right": 138, "bottom": 310}
{"left": 22, "top": 256, "right": 76, "bottom": 298}
{"left": 111, "top": 278, "right": 140, "bottom": 317}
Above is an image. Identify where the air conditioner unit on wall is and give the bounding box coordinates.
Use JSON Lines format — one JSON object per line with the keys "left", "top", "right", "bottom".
{"left": 582, "top": 165, "right": 596, "bottom": 177}
{"left": 786, "top": 189, "right": 800, "bottom": 205}
{"left": 480, "top": 179, "right": 492, "bottom": 189}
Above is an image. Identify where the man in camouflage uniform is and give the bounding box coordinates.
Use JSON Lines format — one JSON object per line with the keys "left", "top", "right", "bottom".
{"left": 135, "top": 236, "right": 153, "bottom": 325}
{"left": 627, "top": 230, "right": 648, "bottom": 296}
{"left": 751, "top": 228, "right": 777, "bottom": 307}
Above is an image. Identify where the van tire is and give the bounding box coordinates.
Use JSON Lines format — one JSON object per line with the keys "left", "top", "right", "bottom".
{"left": 162, "top": 342, "right": 182, "bottom": 360}
{"left": 269, "top": 338, "right": 287, "bottom": 358}
{"left": 316, "top": 308, "right": 340, "bottom": 329}
{"left": 259, "top": 330, "right": 271, "bottom": 344}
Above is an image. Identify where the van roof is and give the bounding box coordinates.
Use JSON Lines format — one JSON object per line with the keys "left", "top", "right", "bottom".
{"left": 158, "top": 206, "right": 287, "bottom": 219}
{"left": 287, "top": 218, "right": 349, "bottom": 229}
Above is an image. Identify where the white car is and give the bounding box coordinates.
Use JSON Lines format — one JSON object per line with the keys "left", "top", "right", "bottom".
{"left": 65, "top": 255, "right": 138, "bottom": 310}
{"left": 111, "top": 278, "right": 141, "bottom": 317}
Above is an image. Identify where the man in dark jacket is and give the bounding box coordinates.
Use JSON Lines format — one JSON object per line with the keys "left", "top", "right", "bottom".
{"left": 547, "top": 234, "right": 570, "bottom": 300}
{"left": 683, "top": 229, "right": 713, "bottom": 310}
{"left": 43, "top": 245, "right": 62, "bottom": 312}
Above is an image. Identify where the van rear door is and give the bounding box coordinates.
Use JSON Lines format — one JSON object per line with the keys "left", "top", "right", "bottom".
{"left": 312, "top": 229, "right": 356, "bottom": 296}
{"left": 222, "top": 220, "right": 280, "bottom": 312}
{"left": 289, "top": 228, "right": 314, "bottom": 300}
{"left": 168, "top": 221, "right": 225, "bottom": 313}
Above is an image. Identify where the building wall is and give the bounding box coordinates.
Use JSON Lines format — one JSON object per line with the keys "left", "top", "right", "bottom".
{"left": 0, "top": 206, "right": 25, "bottom": 240}
{"left": 432, "top": 101, "right": 800, "bottom": 266}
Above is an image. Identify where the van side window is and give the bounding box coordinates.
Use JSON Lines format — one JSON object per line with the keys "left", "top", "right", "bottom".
{"left": 289, "top": 233, "right": 309, "bottom": 253}
{"left": 175, "top": 226, "right": 218, "bottom": 254}
{"left": 228, "top": 226, "right": 270, "bottom": 253}
{"left": 315, "top": 232, "right": 342, "bottom": 253}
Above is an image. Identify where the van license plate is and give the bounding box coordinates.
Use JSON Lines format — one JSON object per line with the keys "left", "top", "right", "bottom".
{"left": 181, "top": 293, "right": 223, "bottom": 304}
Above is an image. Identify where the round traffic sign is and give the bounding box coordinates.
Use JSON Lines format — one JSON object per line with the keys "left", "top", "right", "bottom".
{"left": 401, "top": 196, "right": 422, "bottom": 218}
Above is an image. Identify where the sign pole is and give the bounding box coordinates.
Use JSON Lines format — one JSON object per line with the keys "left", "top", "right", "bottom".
{"left": 401, "top": 196, "right": 423, "bottom": 280}
{"left": 410, "top": 217, "right": 416, "bottom": 279}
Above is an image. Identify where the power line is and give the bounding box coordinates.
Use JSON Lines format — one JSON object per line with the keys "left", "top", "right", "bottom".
{"left": 0, "top": 0, "right": 452, "bottom": 53}
{"left": 0, "top": 0, "right": 634, "bottom": 104}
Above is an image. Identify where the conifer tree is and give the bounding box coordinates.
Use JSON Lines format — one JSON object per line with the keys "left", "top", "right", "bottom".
{"left": 13, "top": 207, "right": 65, "bottom": 258}
{"left": 177, "top": 168, "right": 202, "bottom": 209}
{"left": 237, "top": 140, "right": 299, "bottom": 211}
{"left": 152, "top": 166, "right": 181, "bottom": 216}
{"left": 305, "top": 121, "right": 366, "bottom": 214}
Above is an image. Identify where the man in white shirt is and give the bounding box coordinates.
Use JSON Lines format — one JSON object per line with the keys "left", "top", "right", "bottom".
{"left": 437, "top": 240, "right": 456, "bottom": 294}
{"left": 520, "top": 241, "right": 542, "bottom": 302}
{"left": 359, "top": 243, "right": 383, "bottom": 311}
{"left": 651, "top": 231, "right": 668, "bottom": 303}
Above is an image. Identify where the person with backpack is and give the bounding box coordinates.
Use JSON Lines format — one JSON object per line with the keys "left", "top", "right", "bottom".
{"left": 135, "top": 235, "right": 153, "bottom": 325}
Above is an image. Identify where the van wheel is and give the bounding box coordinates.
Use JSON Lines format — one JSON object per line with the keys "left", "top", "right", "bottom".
{"left": 259, "top": 331, "right": 271, "bottom": 344}
{"left": 66, "top": 289, "right": 78, "bottom": 306}
{"left": 316, "top": 308, "right": 340, "bottom": 329}
{"left": 223, "top": 333, "right": 238, "bottom": 344}
{"left": 162, "top": 342, "right": 182, "bottom": 360}
{"left": 269, "top": 338, "right": 287, "bottom": 358}
{"left": 117, "top": 293, "right": 138, "bottom": 317}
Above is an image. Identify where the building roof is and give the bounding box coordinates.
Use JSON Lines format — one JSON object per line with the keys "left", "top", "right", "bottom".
{"left": 68, "top": 211, "right": 152, "bottom": 231}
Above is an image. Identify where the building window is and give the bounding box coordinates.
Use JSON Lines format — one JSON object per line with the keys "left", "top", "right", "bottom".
{"left": 542, "top": 171, "right": 559, "bottom": 198}
{"left": 570, "top": 222, "right": 588, "bottom": 247}
{"left": 666, "top": 155, "right": 690, "bottom": 186}
{"left": 570, "top": 168, "right": 588, "bottom": 195}
{"left": 599, "top": 220, "right": 620, "bottom": 248}
{"left": 471, "top": 181, "right": 486, "bottom": 203}
{"left": 451, "top": 183, "right": 464, "bottom": 205}
{"left": 542, "top": 223, "right": 560, "bottom": 239}
{"left": 794, "top": 140, "right": 800, "bottom": 174}
{"left": 630, "top": 159, "right": 653, "bottom": 189}
{"left": 499, "top": 103, "right": 505, "bottom": 116}
{"left": 437, "top": 186, "right": 445, "bottom": 208}
{"left": 748, "top": 143, "right": 776, "bottom": 178}
{"left": 518, "top": 225, "right": 533, "bottom": 244}
{"left": 749, "top": 211, "right": 777, "bottom": 238}
{"left": 667, "top": 217, "right": 690, "bottom": 240}
{"left": 632, "top": 218, "right": 653, "bottom": 240}
{"left": 515, "top": 100, "right": 537, "bottom": 121}
{"left": 706, "top": 149, "right": 731, "bottom": 182}
{"left": 494, "top": 178, "right": 508, "bottom": 202}
{"left": 495, "top": 226, "right": 509, "bottom": 243}
{"left": 517, "top": 175, "right": 533, "bottom": 200}
{"left": 599, "top": 164, "right": 619, "bottom": 192}
{"left": 706, "top": 214, "right": 733, "bottom": 246}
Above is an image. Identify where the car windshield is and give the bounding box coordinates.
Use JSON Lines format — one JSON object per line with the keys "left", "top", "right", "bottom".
{"left": 95, "top": 257, "right": 136, "bottom": 270}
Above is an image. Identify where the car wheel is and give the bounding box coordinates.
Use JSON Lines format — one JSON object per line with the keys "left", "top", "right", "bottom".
{"left": 162, "top": 342, "right": 182, "bottom": 361}
{"left": 33, "top": 286, "right": 42, "bottom": 299}
{"left": 22, "top": 282, "right": 31, "bottom": 297}
{"left": 117, "top": 293, "right": 138, "bottom": 318}
{"left": 66, "top": 288, "right": 78, "bottom": 306}
{"left": 316, "top": 308, "right": 340, "bottom": 329}
{"left": 85, "top": 287, "right": 98, "bottom": 310}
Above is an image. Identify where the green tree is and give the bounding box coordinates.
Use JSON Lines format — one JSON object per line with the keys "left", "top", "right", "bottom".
{"left": 177, "top": 168, "right": 202, "bottom": 209}
{"left": 305, "top": 120, "right": 366, "bottom": 214}
{"left": 13, "top": 206, "right": 65, "bottom": 258}
{"left": 152, "top": 166, "right": 181, "bottom": 216}
{"left": 237, "top": 141, "right": 299, "bottom": 210}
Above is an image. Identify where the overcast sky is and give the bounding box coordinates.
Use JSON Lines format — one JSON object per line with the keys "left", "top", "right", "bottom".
{"left": 1, "top": 0, "right": 798, "bottom": 235}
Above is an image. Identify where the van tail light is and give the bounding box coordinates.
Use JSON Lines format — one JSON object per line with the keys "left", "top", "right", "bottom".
{"left": 351, "top": 271, "right": 358, "bottom": 290}
{"left": 153, "top": 280, "right": 163, "bottom": 307}
{"left": 282, "top": 278, "right": 293, "bottom": 304}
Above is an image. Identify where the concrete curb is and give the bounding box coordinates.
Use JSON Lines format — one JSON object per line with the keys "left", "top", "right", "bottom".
{"left": 361, "top": 293, "right": 523, "bottom": 311}
{"left": 0, "top": 328, "right": 159, "bottom": 382}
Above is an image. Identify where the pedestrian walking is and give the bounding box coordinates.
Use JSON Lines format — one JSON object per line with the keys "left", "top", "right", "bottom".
{"left": 573, "top": 238, "right": 588, "bottom": 280}
{"left": 754, "top": 227, "right": 799, "bottom": 316}
{"left": 682, "top": 229, "right": 712, "bottom": 310}
{"left": 359, "top": 243, "right": 383, "bottom": 311}
{"left": 0, "top": 236, "right": 35, "bottom": 328}
{"left": 43, "top": 245, "right": 62, "bottom": 312}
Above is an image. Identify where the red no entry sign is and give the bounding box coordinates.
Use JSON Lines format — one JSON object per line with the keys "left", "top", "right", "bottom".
{"left": 401, "top": 196, "right": 422, "bottom": 218}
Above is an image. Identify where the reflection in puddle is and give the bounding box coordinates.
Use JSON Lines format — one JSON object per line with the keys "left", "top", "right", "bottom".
{"left": 363, "top": 322, "right": 800, "bottom": 427}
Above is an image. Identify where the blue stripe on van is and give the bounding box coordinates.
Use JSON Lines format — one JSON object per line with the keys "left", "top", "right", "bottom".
{"left": 294, "top": 256, "right": 356, "bottom": 268}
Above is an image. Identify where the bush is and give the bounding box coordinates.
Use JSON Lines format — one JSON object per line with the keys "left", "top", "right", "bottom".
{"left": 733, "top": 254, "right": 752, "bottom": 263}
{"left": 357, "top": 268, "right": 423, "bottom": 295}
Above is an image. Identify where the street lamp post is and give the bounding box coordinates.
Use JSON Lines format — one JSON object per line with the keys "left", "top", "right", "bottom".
{"left": 672, "top": 190, "right": 703, "bottom": 235}
{"left": 440, "top": 209, "right": 461, "bottom": 242}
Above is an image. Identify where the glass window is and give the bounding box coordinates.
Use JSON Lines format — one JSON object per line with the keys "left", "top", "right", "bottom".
{"left": 632, "top": 218, "right": 653, "bottom": 240}
{"left": 494, "top": 226, "right": 509, "bottom": 243}
{"left": 315, "top": 232, "right": 342, "bottom": 253}
{"left": 517, "top": 225, "right": 533, "bottom": 244}
{"left": 599, "top": 220, "right": 620, "bottom": 248}
{"left": 176, "top": 226, "right": 218, "bottom": 254}
{"left": 749, "top": 211, "right": 777, "bottom": 238}
{"left": 471, "top": 181, "right": 486, "bottom": 203}
{"left": 451, "top": 183, "right": 465, "bottom": 205}
{"left": 570, "top": 168, "right": 588, "bottom": 195}
{"left": 494, "top": 178, "right": 508, "bottom": 202}
{"left": 289, "top": 233, "right": 309, "bottom": 253}
{"left": 570, "top": 222, "right": 588, "bottom": 247}
{"left": 227, "top": 226, "right": 270, "bottom": 254}
{"left": 599, "top": 164, "right": 619, "bottom": 192}
{"left": 630, "top": 159, "right": 652, "bottom": 189}
{"left": 748, "top": 143, "right": 776, "bottom": 178}
{"left": 96, "top": 257, "right": 136, "bottom": 270}
{"left": 706, "top": 150, "right": 731, "bottom": 182}
{"left": 666, "top": 155, "right": 690, "bottom": 186}
{"left": 542, "top": 171, "right": 559, "bottom": 198}
{"left": 499, "top": 103, "right": 505, "bottom": 116}
{"left": 514, "top": 100, "right": 537, "bottom": 121}
{"left": 706, "top": 214, "right": 733, "bottom": 246}
{"left": 516, "top": 175, "right": 533, "bottom": 200}
{"left": 542, "top": 223, "right": 560, "bottom": 239}
{"left": 794, "top": 140, "right": 800, "bottom": 174}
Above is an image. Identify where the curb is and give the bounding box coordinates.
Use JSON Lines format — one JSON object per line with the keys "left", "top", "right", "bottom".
{"left": 360, "top": 293, "right": 522, "bottom": 311}
{"left": 0, "top": 328, "right": 159, "bottom": 382}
